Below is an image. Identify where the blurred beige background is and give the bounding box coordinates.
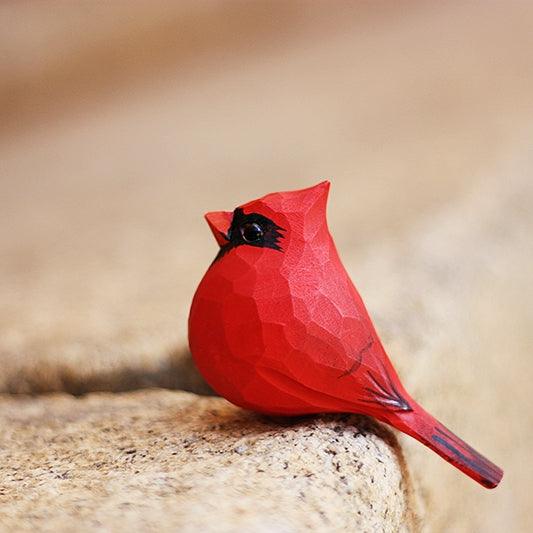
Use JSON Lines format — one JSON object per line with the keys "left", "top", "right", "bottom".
{"left": 1, "top": 1, "right": 532, "bottom": 532}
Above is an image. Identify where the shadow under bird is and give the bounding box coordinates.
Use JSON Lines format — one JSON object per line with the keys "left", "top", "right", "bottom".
{"left": 188, "top": 181, "right": 503, "bottom": 488}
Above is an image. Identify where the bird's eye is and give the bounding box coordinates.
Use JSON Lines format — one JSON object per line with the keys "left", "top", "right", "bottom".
{"left": 240, "top": 222, "right": 264, "bottom": 243}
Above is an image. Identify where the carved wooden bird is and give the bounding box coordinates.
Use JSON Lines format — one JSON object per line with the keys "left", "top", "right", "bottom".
{"left": 188, "top": 181, "right": 503, "bottom": 488}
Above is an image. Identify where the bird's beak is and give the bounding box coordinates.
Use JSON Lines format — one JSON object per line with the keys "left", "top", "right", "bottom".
{"left": 204, "top": 211, "right": 233, "bottom": 247}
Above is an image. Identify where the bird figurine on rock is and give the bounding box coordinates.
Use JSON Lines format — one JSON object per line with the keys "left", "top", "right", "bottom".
{"left": 188, "top": 181, "right": 503, "bottom": 488}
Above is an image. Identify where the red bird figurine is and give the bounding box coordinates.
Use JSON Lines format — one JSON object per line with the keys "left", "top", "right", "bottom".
{"left": 189, "top": 181, "right": 503, "bottom": 488}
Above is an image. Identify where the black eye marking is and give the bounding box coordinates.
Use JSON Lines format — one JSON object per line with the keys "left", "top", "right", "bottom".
{"left": 213, "top": 208, "right": 285, "bottom": 262}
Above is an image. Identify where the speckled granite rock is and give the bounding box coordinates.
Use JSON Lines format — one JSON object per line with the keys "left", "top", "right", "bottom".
{"left": 0, "top": 390, "right": 415, "bottom": 532}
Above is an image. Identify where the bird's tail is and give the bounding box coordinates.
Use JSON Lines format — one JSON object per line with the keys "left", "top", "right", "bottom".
{"left": 387, "top": 404, "right": 503, "bottom": 489}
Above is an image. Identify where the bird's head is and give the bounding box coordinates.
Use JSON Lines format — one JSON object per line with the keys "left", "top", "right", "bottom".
{"left": 204, "top": 180, "right": 330, "bottom": 262}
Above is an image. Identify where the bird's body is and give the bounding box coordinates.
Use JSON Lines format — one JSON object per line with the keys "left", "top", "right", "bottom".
{"left": 189, "top": 181, "right": 503, "bottom": 488}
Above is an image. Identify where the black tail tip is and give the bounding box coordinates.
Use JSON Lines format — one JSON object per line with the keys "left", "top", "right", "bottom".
{"left": 480, "top": 467, "right": 504, "bottom": 489}
{"left": 432, "top": 426, "right": 503, "bottom": 489}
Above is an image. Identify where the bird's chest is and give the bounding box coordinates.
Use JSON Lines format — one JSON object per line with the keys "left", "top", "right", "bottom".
{"left": 190, "top": 246, "right": 362, "bottom": 368}
{"left": 189, "top": 244, "right": 378, "bottom": 413}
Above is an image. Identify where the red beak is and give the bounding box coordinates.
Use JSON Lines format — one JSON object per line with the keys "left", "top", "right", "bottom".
{"left": 204, "top": 211, "right": 233, "bottom": 247}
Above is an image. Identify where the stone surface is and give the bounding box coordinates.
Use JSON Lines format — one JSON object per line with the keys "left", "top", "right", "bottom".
{"left": 0, "top": 390, "right": 414, "bottom": 532}
{"left": 349, "top": 163, "right": 533, "bottom": 531}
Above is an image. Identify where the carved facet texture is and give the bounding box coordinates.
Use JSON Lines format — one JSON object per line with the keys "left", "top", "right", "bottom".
{"left": 188, "top": 181, "right": 503, "bottom": 489}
